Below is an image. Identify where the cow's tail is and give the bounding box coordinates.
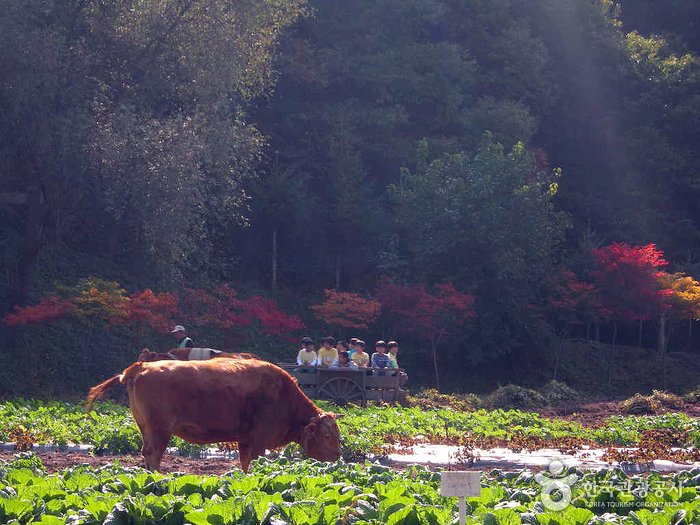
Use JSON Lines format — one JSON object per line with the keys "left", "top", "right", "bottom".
{"left": 86, "top": 375, "right": 121, "bottom": 412}
{"left": 86, "top": 362, "right": 145, "bottom": 412}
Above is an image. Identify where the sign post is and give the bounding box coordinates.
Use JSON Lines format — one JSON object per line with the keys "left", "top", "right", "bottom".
{"left": 440, "top": 471, "right": 481, "bottom": 525}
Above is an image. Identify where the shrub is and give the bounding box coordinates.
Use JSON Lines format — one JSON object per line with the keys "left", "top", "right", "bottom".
{"left": 407, "top": 389, "right": 481, "bottom": 412}
{"left": 619, "top": 391, "right": 685, "bottom": 415}
{"left": 483, "top": 384, "right": 545, "bottom": 410}
{"left": 619, "top": 393, "right": 659, "bottom": 415}
{"left": 649, "top": 390, "right": 685, "bottom": 409}
{"left": 685, "top": 385, "right": 700, "bottom": 404}
{"left": 538, "top": 380, "right": 580, "bottom": 406}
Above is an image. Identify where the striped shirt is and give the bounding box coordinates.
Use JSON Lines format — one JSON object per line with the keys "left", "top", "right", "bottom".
{"left": 371, "top": 352, "right": 391, "bottom": 369}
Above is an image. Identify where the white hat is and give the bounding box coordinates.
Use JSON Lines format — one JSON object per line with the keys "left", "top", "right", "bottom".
{"left": 171, "top": 325, "right": 185, "bottom": 333}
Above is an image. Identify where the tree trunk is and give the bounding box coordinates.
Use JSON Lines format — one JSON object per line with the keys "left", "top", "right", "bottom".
{"left": 607, "top": 322, "right": 617, "bottom": 391}
{"left": 553, "top": 327, "right": 568, "bottom": 381}
{"left": 10, "top": 185, "right": 50, "bottom": 306}
{"left": 335, "top": 252, "right": 342, "bottom": 291}
{"left": 431, "top": 333, "right": 444, "bottom": 391}
{"left": 637, "top": 319, "right": 643, "bottom": 348}
{"left": 271, "top": 227, "right": 278, "bottom": 294}
{"left": 657, "top": 313, "right": 667, "bottom": 360}
{"left": 663, "top": 341, "right": 668, "bottom": 391}
{"left": 432, "top": 341, "right": 440, "bottom": 391}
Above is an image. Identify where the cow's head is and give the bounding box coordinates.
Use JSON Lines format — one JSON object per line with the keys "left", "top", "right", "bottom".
{"left": 137, "top": 348, "right": 157, "bottom": 362}
{"left": 301, "top": 412, "right": 343, "bottom": 462}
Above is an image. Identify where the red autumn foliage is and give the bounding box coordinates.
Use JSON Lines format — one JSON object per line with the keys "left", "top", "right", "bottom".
{"left": 377, "top": 279, "right": 476, "bottom": 342}
{"left": 311, "top": 289, "right": 381, "bottom": 331}
{"left": 377, "top": 279, "right": 475, "bottom": 389}
{"left": 239, "top": 296, "right": 305, "bottom": 338}
{"left": 3, "top": 281, "right": 304, "bottom": 344}
{"left": 543, "top": 270, "right": 609, "bottom": 328}
{"left": 180, "top": 287, "right": 304, "bottom": 342}
{"left": 591, "top": 242, "right": 673, "bottom": 322}
{"left": 122, "top": 289, "right": 179, "bottom": 334}
{"left": 3, "top": 296, "right": 77, "bottom": 326}
{"left": 181, "top": 287, "right": 249, "bottom": 330}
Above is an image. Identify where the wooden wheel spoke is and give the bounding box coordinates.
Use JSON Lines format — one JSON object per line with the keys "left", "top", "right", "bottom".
{"left": 319, "top": 377, "right": 365, "bottom": 406}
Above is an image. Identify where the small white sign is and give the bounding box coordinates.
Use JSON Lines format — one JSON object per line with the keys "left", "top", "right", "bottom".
{"left": 440, "top": 471, "right": 481, "bottom": 497}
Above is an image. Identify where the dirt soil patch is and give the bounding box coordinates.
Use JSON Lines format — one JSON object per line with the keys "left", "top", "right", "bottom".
{"left": 0, "top": 450, "right": 242, "bottom": 476}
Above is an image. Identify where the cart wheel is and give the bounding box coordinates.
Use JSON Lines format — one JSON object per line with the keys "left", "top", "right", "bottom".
{"left": 318, "top": 377, "right": 366, "bottom": 407}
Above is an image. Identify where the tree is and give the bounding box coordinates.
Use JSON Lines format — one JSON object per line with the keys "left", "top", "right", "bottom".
{"left": 4, "top": 282, "right": 304, "bottom": 351}
{"left": 311, "top": 289, "right": 380, "bottom": 337}
{"left": 655, "top": 272, "right": 700, "bottom": 388}
{"left": 535, "top": 270, "right": 608, "bottom": 380}
{"left": 388, "top": 134, "right": 568, "bottom": 366}
{"left": 591, "top": 243, "right": 673, "bottom": 388}
{"left": 377, "top": 279, "right": 475, "bottom": 390}
{"left": 0, "top": 0, "right": 308, "bottom": 306}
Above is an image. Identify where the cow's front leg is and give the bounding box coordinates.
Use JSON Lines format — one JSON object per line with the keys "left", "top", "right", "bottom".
{"left": 238, "top": 442, "right": 253, "bottom": 473}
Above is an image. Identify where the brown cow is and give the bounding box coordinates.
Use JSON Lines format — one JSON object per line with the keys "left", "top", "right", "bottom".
{"left": 86, "top": 359, "right": 342, "bottom": 472}
{"left": 137, "top": 348, "right": 259, "bottom": 362}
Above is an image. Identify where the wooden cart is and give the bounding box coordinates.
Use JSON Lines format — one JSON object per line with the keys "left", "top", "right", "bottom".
{"left": 277, "top": 364, "right": 407, "bottom": 407}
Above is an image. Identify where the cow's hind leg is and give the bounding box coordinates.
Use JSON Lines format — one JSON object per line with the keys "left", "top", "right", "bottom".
{"left": 141, "top": 429, "right": 170, "bottom": 471}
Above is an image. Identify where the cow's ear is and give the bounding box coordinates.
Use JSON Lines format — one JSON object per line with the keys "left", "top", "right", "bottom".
{"left": 304, "top": 422, "right": 317, "bottom": 434}
{"left": 330, "top": 413, "right": 344, "bottom": 419}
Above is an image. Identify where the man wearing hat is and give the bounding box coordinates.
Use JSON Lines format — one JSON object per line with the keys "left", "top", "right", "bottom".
{"left": 171, "top": 325, "right": 194, "bottom": 349}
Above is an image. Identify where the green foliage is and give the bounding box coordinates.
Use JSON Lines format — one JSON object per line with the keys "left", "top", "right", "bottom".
{"left": 0, "top": 0, "right": 308, "bottom": 305}
{"left": 484, "top": 385, "right": 546, "bottom": 411}
{"left": 538, "top": 380, "right": 581, "bottom": 406}
{"left": 388, "top": 135, "right": 569, "bottom": 367}
{"left": 408, "top": 388, "right": 482, "bottom": 412}
{"left": 1, "top": 453, "right": 700, "bottom": 524}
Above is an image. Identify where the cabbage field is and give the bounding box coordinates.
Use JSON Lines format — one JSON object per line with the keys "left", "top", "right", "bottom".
{"left": 1, "top": 452, "right": 700, "bottom": 524}
{"left": 1, "top": 398, "right": 699, "bottom": 524}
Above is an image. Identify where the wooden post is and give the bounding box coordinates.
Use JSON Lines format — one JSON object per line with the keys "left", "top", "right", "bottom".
{"left": 441, "top": 471, "right": 481, "bottom": 525}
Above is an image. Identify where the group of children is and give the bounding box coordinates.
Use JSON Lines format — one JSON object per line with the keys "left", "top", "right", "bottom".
{"left": 295, "top": 336, "right": 401, "bottom": 372}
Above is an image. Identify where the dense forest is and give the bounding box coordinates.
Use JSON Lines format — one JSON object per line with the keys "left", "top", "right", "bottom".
{"left": 2, "top": 0, "right": 700, "bottom": 398}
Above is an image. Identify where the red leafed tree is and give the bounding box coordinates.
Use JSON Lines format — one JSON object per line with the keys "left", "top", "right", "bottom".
{"left": 238, "top": 295, "right": 305, "bottom": 341}
{"left": 181, "top": 286, "right": 249, "bottom": 331}
{"left": 591, "top": 243, "right": 673, "bottom": 388}
{"left": 310, "top": 289, "right": 381, "bottom": 337}
{"left": 3, "top": 296, "right": 77, "bottom": 326}
{"left": 378, "top": 279, "right": 475, "bottom": 390}
{"left": 4, "top": 280, "right": 304, "bottom": 352}
{"left": 592, "top": 243, "right": 671, "bottom": 323}
{"left": 180, "top": 286, "right": 304, "bottom": 348}
{"left": 122, "top": 290, "right": 179, "bottom": 335}
{"left": 536, "top": 270, "right": 608, "bottom": 380}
